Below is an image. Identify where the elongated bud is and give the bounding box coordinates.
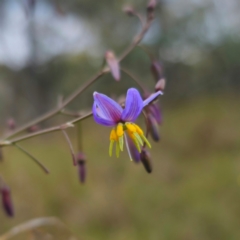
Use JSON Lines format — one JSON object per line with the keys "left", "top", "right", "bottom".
{"left": 76, "top": 152, "right": 86, "bottom": 183}
{"left": 105, "top": 50, "right": 120, "bottom": 81}
{"left": 140, "top": 148, "right": 152, "bottom": 173}
{"left": 151, "top": 60, "right": 163, "bottom": 81}
{"left": 1, "top": 185, "right": 14, "bottom": 217}
{"left": 123, "top": 5, "right": 135, "bottom": 16}
{"left": 147, "top": 0, "right": 157, "bottom": 12}
{"left": 148, "top": 104, "right": 162, "bottom": 125}
{"left": 7, "top": 118, "right": 16, "bottom": 130}
{"left": 127, "top": 136, "right": 140, "bottom": 163}
{"left": 148, "top": 114, "right": 160, "bottom": 142}
{"left": 155, "top": 78, "right": 166, "bottom": 92}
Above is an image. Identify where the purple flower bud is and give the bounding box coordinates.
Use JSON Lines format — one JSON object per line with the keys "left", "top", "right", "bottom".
{"left": 148, "top": 114, "right": 160, "bottom": 142}
{"left": 148, "top": 103, "right": 162, "bottom": 125}
{"left": 7, "top": 118, "right": 16, "bottom": 130}
{"left": 123, "top": 5, "right": 135, "bottom": 16}
{"left": 105, "top": 50, "right": 120, "bottom": 81}
{"left": 1, "top": 186, "right": 14, "bottom": 217}
{"left": 155, "top": 78, "right": 166, "bottom": 92}
{"left": 151, "top": 60, "right": 163, "bottom": 82}
{"left": 76, "top": 152, "right": 86, "bottom": 183}
{"left": 127, "top": 136, "right": 141, "bottom": 163}
{"left": 147, "top": 0, "right": 157, "bottom": 12}
{"left": 140, "top": 148, "right": 152, "bottom": 173}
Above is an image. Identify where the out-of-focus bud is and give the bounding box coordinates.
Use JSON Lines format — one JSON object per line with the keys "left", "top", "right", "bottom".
{"left": 123, "top": 5, "right": 135, "bottom": 16}
{"left": 140, "top": 148, "right": 152, "bottom": 173}
{"left": 155, "top": 78, "right": 166, "bottom": 92}
{"left": 105, "top": 50, "right": 120, "bottom": 81}
{"left": 148, "top": 114, "right": 160, "bottom": 142}
{"left": 76, "top": 152, "right": 86, "bottom": 183}
{"left": 27, "top": 125, "right": 40, "bottom": 133}
{"left": 147, "top": 0, "right": 157, "bottom": 12}
{"left": 7, "top": 118, "right": 16, "bottom": 131}
{"left": 151, "top": 60, "right": 163, "bottom": 82}
{"left": 148, "top": 103, "right": 162, "bottom": 125}
{"left": 1, "top": 185, "right": 14, "bottom": 217}
{"left": 127, "top": 136, "right": 141, "bottom": 163}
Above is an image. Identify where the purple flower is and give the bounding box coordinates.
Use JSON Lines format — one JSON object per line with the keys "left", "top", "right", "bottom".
{"left": 92, "top": 88, "right": 163, "bottom": 160}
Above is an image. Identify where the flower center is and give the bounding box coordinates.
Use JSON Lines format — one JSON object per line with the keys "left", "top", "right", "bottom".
{"left": 109, "top": 122, "right": 151, "bottom": 159}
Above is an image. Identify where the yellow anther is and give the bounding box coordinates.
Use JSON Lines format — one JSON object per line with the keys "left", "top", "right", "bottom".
{"left": 126, "top": 129, "right": 134, "bottom": 139}
{"left": 110, "top": 128, "right": 118, "bottom": 141}
{"left": 134, "top": 124, "right": 144, "bottom": 136}
{"left": 116, "top": 123, "right": 124, "bottom": 137}
{"left": 125, "top": 122, "right": 136, "bottom": 133}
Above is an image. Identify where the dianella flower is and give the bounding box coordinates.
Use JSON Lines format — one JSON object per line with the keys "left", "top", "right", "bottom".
{"left": 92, "top": 88, "right": 162, "bottom": 160}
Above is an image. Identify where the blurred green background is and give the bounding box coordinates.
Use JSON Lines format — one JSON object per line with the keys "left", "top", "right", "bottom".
{"left": 0, "top": 0, "right": 240, "bottom": 239}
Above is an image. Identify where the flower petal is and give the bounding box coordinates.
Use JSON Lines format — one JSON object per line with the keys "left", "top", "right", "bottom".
{"left": 121, "top": 88, "right": 143, "bottom": 122}
{"left": 92, "top": 102, "right": 117, "bottom": 126}
{"left": 93, "top": 92, "right": 122, "bottom": 123}
{"left": 143, "top": 91, "right": 163, "bottom": 107}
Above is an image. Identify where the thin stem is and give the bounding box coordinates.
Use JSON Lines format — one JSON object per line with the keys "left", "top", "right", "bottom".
{"left": 121, "top": 67, "right": 147, "bottom": 93}
{"left": 10, "top": 126, "right": 64, "bottom": 143}
{"left": 119, "top": 18, "right": 153, "bottom": 62}
{"left": 14, "top": 143, "right": 49, "bottom": 174}
{"left": 77, "top": 123, "right": 82, "bottom": 151}
{"left": 61, "top": 129, "right": 76, "bottom": 166}
{"left": 60, "top": 109, "right": 81, "bottom": 117}
{"left": 9, "top": 112, "right": 92, "bottom": 144}
{"left": 4, "top": 71, "right": 105, "bottom": 140}
{"left": 2, "top": 14, "right": 153, "bottom": 142}
{"left": 133, "top": 12, "right": 145, "bottom": 28}
{"left": 70, "top": 112, "right": 93, "bottom": 124}
{"left": 137, "top": 45, "right": 154, "bottom": 60}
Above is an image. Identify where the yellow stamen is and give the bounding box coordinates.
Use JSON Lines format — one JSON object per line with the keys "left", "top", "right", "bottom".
{"left": 141, "top": 134, "right": 152, "bottom": 148}
{"left": 116, "top": 141, "right": 120, "bottom": 158}
{"left": 133, "top": 132, "right": 143, "bottom": 146}
{"left": 132, "top": 137, "right": 141, "bottom": 153}
{"left": 118, "top": 135, "right": 124, "bottom": 151}
{"left": 110, "top": 128, "right": 118, "bottom": 141}
{"left": 109, "top": 140, "right": 114, "bottom": 156}
{"left": 125, "top": 122, "right": 137, "bottom": 133}
{"left": 133, "top": 124, "right": 144, "bottom": 135}
{"left": 116, "top": 123, "right": 124, "bottom": 137}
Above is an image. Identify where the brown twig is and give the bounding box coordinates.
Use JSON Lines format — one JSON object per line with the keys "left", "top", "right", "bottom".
{"left": 61, "top": 129, "right": 76, "bottom": 166}
{"left": 7, "top": 112, "right": 92, "bottom": 144}
{"left": 14, "top": 143, "right": 49, "bottom": 174}
{"left": 1, "top": 12, "right": 154, "bottom": 143}
{"left": 121, "top": 67, "right": 147, "bottom": 93}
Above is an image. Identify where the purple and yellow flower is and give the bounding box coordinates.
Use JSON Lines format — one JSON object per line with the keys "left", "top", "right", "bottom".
{"left": 92, "top": 88, "right": 162, "bottom": 160}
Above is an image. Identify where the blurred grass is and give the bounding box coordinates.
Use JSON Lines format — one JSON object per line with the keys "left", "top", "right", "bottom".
{"left": 0, "top": 94, "right": 240, "bottom": 240}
